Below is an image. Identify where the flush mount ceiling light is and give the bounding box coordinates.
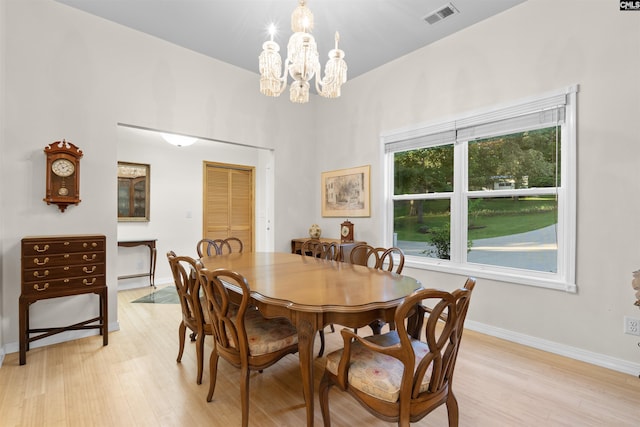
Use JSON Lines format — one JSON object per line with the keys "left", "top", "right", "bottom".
{"left": 259, "top": 0, "right": 347, "bottom": 104}
{"left": 160, "top": 132, "right": 198, "bottom": 147}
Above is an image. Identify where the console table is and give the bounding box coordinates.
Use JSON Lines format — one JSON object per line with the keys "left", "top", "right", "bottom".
{"left": 117, "top": 239, "right": 157, "bottom": 287}
{"left": 20, "top": 234, "right": 108, "bottom": 365}
{"left": 291, "top": 237, "right": 365, "bottom": 262}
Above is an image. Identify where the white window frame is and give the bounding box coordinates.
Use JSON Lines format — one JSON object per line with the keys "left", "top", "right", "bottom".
{"left": 382, "top": 85, "right": 578, "bottom": 292}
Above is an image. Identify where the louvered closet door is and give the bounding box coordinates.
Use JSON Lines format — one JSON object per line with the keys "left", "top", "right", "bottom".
{"left": 204, "top": 162, "right": 254, "bottom": 252}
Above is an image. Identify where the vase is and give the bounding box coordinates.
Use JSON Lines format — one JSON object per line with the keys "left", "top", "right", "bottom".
{"left": 309, "top": 224, "right": 321, "bottom": 239}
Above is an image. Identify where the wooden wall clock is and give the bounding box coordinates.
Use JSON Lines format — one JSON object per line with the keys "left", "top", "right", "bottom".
{"left": 340, "top": 220, "right": 354, "bottom": 243}
{"left": 43, "top": 140, "right": 83, "bottom": 212}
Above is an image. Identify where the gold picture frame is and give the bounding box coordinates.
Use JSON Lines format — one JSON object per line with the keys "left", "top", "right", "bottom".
{"left": 321, "top": 165, "right": 370, "bottom": 217}
{"left": 117, "top": 161, "right": 150, "bottom": 222}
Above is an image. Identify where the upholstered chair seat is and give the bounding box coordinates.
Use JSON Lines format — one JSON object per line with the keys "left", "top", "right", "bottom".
{"left": 231, "top": 308, "right": 298, "bottom": 355}
{"left": 325, "top": 331, "right": 431, "bottom": 403}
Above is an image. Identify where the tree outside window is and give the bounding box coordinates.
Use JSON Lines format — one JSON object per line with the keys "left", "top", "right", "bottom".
{"left": 384, "top": 86, "right": 577, "bottom": 291}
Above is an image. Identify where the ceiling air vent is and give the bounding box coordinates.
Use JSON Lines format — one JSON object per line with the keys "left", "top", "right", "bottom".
{"left": 423, "top": 2, "right": 459, "bottom": 25}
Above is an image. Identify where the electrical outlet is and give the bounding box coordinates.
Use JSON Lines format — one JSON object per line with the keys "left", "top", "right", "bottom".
{"left": 624, "top": 316, "right": 640, "bottom": 336}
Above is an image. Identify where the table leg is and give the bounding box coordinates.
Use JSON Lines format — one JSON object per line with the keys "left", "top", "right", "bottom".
{"left": 149, "top": 245, "right": 157, "bottom": 288}
{"left": 369, "top": 319, "right": 385, "bottom": 334}
{"left": 101, "top": 289, "right": 109, "bottom": 346}
{"left": 19, "top": 298, "right": 27, "bottom": 365}
{"left": 296, "top": 313, "right": 318, "bottom": 427}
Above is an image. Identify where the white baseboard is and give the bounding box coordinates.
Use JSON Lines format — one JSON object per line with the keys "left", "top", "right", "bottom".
{"left": 466, "top": 320, "right": 640, "bottom": 377}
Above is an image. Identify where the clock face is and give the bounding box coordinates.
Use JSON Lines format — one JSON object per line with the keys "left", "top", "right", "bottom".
{"left": 51, "top": 158, "right": 75, "bottom": 177}
{"left": 341, "top": 225, "right": 350, "bottom": 237}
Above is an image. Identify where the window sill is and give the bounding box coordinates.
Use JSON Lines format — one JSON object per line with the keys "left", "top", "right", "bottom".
{"left": 404, "top": 257, "right": 577, "bottom": 293}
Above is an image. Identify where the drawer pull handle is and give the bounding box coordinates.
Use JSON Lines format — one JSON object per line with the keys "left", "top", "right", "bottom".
{"left": 83, "top": 242, "right": 98, "bottom": 248}
{"left": 33, "top": 244, "right": 49, "bottom": 252}
{"left": 33, "top": 283, "right": 49, "bottom": 291}
{"left": 83, "top": 266, "right": 96, "bottom": 273}
{"left": 64, "top": 266, "right": 70, "bottom": 271}
{"left": 64, "top": 241, "right": 70, "bottom": 245}
{"left": 64, "top": 279, "right": 70, "bottom": 283}
{"left": 33, "top": 257, "right": 49, "bottom": 266}
{"left": 83, "top": 254, "right": 97, "bottom": 261}
{"left": 33, "top": 270, "right": 49, "bottom": 278}
{"left": 64, "top": 254, "right": 70, "bottom": 258}
{"left": 83, "top": 278, "right": 96, "bottom": 286}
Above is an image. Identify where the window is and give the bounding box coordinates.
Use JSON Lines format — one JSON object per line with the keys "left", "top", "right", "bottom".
{"left": 383, "top": 86, "right": 577, "bottom": 291}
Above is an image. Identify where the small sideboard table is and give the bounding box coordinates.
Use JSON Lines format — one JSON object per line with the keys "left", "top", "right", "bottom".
{"left": 117, "top": 239, "right": 157, "bottom": 287}
{"left": 291, "top": 237, "right": 365, "bottom": 262}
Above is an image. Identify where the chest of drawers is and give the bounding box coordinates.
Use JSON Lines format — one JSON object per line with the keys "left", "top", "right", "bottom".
{"left": 19, "top": 234, "right": 108, "bottom": 365}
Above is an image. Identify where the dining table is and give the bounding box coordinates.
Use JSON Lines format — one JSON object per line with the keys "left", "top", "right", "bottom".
{"left": 199, "top": 251, "right": 423, "bottom": 427}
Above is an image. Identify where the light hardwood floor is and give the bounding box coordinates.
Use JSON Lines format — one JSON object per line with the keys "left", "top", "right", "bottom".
{"left": 1, "top": 285, "right": 639, "bottom": 426}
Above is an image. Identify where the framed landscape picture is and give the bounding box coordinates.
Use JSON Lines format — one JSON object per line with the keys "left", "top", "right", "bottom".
{"left": 321, "top": 165, "right": 370, "bottom": 217}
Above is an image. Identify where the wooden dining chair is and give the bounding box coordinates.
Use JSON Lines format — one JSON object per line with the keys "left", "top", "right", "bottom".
{"left": 300, "top": 239, "right": 339, "bottom": 356}
{"left": 349, "top": 243, "right": 386, "bottom": 268}
{"left": 349, "top": 244, "right": 406, "bottom": 333}
{"left": 166, "top": 251, "right": 212, "bottom": 385}
{"left": 213, "top": 237, "right": 244, "bottom": 254}
{"left": 379, "top": 247, "right": 405, "bottom": 274}
{"left": 319, "top": 277, "right": 476, "bottom": 427}
{"left": 300, "top": 239, "right": 340, "bottom": 261}
{"left": 196, "top": 265, "right": 299, "bottom": 427}
{"left": 196, "top": 239, "right": 220, "bottom": 257}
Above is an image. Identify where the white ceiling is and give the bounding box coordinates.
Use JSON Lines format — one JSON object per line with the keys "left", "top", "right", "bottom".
{"left": 55, "top": 0, "right": 526, "bottom": 80}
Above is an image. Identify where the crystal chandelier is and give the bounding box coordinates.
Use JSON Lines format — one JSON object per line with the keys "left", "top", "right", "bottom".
{"left": 259, "top": 0, "right": 347, "bottom": 104}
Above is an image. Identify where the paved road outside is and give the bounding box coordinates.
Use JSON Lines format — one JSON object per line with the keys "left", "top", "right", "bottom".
{"left": 398, "top": 224, "right": 557, "bottom": 272}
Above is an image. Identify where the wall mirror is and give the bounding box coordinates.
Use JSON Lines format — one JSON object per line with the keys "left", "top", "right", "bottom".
{"left": 117, "top": 161, "right": 150, "bottom": 221}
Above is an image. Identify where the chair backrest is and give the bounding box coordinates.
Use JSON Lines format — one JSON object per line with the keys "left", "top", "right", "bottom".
{"left": 212, "top": 237, "right": 244, "bottom": 255}
{"left": 300, "top": 239, "right": 339, "bottom": 261}
{"left": 350, "top": 244, "right": 404, "bottom": 273}
{"left": 167, "top": 251, "right": 206, "bottom": 328}
{"left": 196, "top": 239, "right": 220, "bottom": 257}
{"left": 349, "top": 244, "right": 385, "bottom": 268}
{"left": 378, "top": 247, "right": 405, "bottom": 274}
{"left": 398, "top": 278, "right": 475, "bottom": 408}
{"left": 196, "top": 265, "right": 253, "bottom": 363}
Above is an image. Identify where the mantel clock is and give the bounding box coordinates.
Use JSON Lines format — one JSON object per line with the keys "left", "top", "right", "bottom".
{"left": 340, "top": 220, "right": 354, "bottom": 243}
{"left": 44, "top": 140, "right": 83, "bottom": 212}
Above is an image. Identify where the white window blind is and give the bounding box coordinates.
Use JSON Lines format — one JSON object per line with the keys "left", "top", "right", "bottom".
{"left": 384, "top": 88, "right": 574, "bottom": 152}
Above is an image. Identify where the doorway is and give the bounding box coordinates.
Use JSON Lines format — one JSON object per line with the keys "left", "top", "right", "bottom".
{"left": 203, "top": 161, "right": 254, "bottom": 252}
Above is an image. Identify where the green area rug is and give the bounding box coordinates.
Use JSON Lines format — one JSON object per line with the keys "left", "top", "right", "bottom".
{"left": 132, "top": 286, "right": 179, "bottom": 304}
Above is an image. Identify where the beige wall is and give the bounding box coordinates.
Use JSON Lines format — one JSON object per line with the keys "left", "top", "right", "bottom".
{"left": 0, "top": 0, "right": 7, "bottom": 358}
{"left": 313, "top": 0, "right": 640, "bottom": 370}
{"left": 0, "top": 0, "right": 315, "bottom": 354}
{"left": 2, "top": 0, "right": 640, "bottom": 373}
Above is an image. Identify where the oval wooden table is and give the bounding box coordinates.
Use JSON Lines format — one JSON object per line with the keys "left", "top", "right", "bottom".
{"left": 200, "top": 252, "right": 423, "bottom": 427}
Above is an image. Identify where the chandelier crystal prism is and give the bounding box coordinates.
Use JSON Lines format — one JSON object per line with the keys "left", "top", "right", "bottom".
{"left": 259, "top": 0, "right": 347, "bottom": 104}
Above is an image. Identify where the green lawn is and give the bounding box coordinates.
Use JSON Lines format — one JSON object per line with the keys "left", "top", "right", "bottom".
{"left": 394, "top": 196, "right": 557, "bottom": 241}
